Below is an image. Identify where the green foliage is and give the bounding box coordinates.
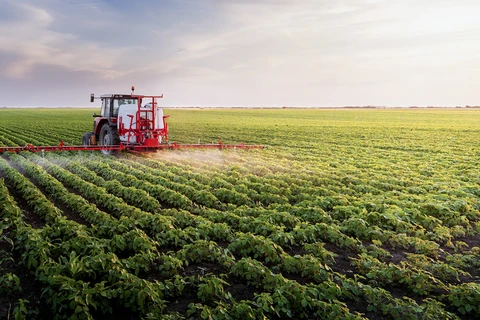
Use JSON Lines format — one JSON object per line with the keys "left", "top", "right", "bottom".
{"left": 2, "top": 108, "right": 480, "bottom": 319}
{"left": 0, "top": 273, "right": 22, "bottom": 295}
{"left": 445, "top": 283, "right": 480, "bottom": 315}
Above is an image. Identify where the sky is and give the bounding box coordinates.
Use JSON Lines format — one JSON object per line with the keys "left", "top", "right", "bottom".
{"left": 0, "top": 0, "right": 479, "bottom": 107}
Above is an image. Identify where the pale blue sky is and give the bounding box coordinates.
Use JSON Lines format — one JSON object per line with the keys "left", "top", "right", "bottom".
{"left": 1, "top": 0, "right": 479, "bottom": 107}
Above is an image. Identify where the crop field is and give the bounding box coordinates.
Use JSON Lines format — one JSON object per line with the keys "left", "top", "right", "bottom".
{"left": 1, "top": 107, "right": 480, "bottom": 319}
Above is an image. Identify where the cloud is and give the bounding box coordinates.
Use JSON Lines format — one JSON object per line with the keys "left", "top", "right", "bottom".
{"left": 1, "top": 0, "right": 480, "bottom": 107}
{"left": 0, "top": 1, "right": 144, "bottom": 79}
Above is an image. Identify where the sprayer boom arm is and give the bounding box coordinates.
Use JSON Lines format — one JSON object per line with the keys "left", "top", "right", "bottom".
{"left": 0, "top": 141, "right": 266, "bottom": 154}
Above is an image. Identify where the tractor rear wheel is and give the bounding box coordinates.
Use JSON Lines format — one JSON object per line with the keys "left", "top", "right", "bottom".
{"left": 99, "top": 124, "right": 120, "bottom": 155}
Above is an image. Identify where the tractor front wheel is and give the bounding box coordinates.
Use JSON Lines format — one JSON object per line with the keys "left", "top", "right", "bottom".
{"left": 82, "top": 132, "right": 94, "bottom": 146}
{"left": 99, "top": 124, "right": 120, "bottom": 155}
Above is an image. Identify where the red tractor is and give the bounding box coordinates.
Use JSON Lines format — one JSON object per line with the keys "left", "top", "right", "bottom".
{"left": 83, "top": 86, "right": 168, "bottom": 154}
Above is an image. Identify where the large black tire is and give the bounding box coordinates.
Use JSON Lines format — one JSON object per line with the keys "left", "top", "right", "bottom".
{"left": 99, "top": 124, "right": 120, "bottom": 155}
{"left": 82, "top": 132, "right": 94, "bottom": 146}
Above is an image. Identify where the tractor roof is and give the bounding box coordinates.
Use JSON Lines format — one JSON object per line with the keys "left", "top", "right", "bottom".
{"left": 100, "top": 94, "right": 133, "bottom": 98}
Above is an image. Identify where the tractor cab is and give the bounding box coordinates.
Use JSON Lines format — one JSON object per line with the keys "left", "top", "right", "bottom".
{"left": 100, "top": 95, "right": 139, "bottom": 119}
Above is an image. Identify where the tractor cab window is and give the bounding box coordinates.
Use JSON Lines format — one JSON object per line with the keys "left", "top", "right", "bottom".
{"left": 112, "top": 98, "right": 139, "bottom": 117}
{"left": 101, "top": 98, "right": 111, "bottom": 117}
{"left": 120, "top": 98, "right": 138, "bottom": 106}
{"left": 113, "top": 99, "right": 121, "bottom": 117}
